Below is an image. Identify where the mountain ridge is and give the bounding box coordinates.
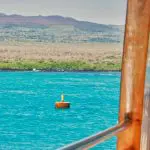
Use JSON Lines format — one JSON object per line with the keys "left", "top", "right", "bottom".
{"left": 0, "top": 13, "right": 123, "bottom": 32}
{"left": 0, "top": 13, "right": 124, "bottom": 43}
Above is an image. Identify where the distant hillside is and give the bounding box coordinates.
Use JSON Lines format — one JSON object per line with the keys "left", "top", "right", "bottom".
{"left": 0, "top": 13, "right": 124, "bottom": 43}
{"left": 0, "top": 13, "right": 123, "bottom": 32}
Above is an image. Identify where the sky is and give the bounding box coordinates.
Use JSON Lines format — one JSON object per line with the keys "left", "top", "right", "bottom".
{"left": 0, "top": 0, "right": 127, "bottom": 25}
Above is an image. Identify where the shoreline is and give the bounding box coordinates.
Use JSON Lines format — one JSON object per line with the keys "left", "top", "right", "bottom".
{"left": 0, "top": 68, "right": 121, "bottom": 72}
{"left": 0, "top": 60, "right": 121, "bottom": 72}
{"left": 0, "top": 42, "right": 122, "bottom": 72}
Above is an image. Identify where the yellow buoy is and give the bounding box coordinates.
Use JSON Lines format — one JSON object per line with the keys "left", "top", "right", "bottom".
{"left": 55, "top": 94, "right": 70, "bottom": 109}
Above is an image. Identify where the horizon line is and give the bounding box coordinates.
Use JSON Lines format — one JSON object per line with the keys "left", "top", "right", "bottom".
{"left": 0, "top": 12, "right": 124, "bottom": 26}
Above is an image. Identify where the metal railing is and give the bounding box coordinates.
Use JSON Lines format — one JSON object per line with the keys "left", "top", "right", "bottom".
{"left": 59, "top": 115, "right": 131, "bottom": 150}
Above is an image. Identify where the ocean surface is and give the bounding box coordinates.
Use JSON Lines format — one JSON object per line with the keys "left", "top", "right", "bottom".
{"left": 0, "top": 72, "right": 121, "bottom": 150}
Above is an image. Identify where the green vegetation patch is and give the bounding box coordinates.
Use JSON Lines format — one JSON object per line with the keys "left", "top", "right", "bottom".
{"left": 0, "top": 60, "right": 121, "bottom": 71}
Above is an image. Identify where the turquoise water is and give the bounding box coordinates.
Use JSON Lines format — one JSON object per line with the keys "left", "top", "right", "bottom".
{"left": 0, "top": 72, "right": 120, "bottom": 150}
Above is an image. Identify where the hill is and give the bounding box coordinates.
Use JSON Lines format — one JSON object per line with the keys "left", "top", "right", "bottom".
{"left": 0, "top": 13, "right": 124, "bottom": 43}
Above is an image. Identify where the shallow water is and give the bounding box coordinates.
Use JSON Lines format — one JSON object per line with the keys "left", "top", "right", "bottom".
{"left": 0, "top": 72, "right": 120, "bottom": 150}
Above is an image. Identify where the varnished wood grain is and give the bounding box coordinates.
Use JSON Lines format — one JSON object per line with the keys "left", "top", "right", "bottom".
{"left": 117, "top": 0, "right": 150, "bottom": 149}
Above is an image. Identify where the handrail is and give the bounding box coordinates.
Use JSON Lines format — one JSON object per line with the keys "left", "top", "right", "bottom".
{"left": 59, "top": 115, "right": 131, "bottom": 150}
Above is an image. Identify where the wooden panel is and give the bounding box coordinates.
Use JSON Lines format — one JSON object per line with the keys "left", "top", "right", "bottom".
{"left": 140, "top": 37, "right": 150, "bottom": 150}
{"left": 140, "top": 88, "right": 150, "bottom": 150}
{"left": 117, "top": 0, "right": 150, "bottom": 149}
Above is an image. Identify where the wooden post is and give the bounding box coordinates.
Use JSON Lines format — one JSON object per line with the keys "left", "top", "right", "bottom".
{"left": 117, "top": 0, "right": 150, "bottom": 149}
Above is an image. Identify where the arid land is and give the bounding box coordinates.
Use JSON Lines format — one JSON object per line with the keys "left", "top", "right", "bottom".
{"left": 0, "top": 42, "right": 123, "bottom": 71}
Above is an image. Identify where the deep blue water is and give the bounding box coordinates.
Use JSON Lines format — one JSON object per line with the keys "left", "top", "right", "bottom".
{"left": 0, "top": 72, "right": 121, "bottom": 150}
